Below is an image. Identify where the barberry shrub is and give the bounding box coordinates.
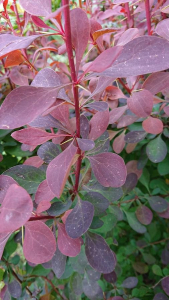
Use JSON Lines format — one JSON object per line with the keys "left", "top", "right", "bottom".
{"left": 0, "top": 0, "right": 169, "bottom": 299}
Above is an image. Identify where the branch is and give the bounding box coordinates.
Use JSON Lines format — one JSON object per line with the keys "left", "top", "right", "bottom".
{"left": 62, "top": 0, "right": 82, "bottom": 194}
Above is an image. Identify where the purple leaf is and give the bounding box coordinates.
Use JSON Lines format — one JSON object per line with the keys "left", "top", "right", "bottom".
{"left": 37, "top": 142, "right": 60, "bottom": 163}
{"left": 0, "top": 34, "right": 42, "bottom": 58}
{"left": 57, "top": 223, "right": 81, "bottom": 257}
{"left": 0, "top": 232, "right": 11, "bottom": 260}
{"left": 0, "top": 175, "right": 18, "bottom": 204}
{"left": 89, "top": 109, "right": 109, "bottom": 140}
{"left": 12, "top": 128, "right": 56, "bottom": 146}
{"left": 65, "top": 199, "right": 94, "bottom": 238}
{"left": 88, "top": 152, "right": 127, "bottom": 188}
{"left": 109, "top": 105, "right": 128, "bottom": 124}
{"left": 51, "top": 247, "right": 67, "bottom": 278}
{"left": 0, "top": 184, "right": 33, "bottom": 233}
{"left": 122, "top": 277, "right": 138, "bottom": 289}
{"left": 85, "top": 191, "right": 109, "bottom": 216}
{"left": 47, "top": 199, "right": 72, "bottom": 217}
{"left": 86, "top": 47, "right": 123, "bottom": 73}
{"left": 70, "top": 8, "right": 90, "bottom": 74}
{"left": 47, "top": 143, "right": 77, "bottom": 198}
{"left": 77, "top": 138, "right": 95, "bottom": 151}
{"left": 124, "top": 131, "right": 147, "bottom": 143}
{"left": 19, "top": 0, "right": 51, "bottom": 16}
{"left": 127, "top": 90, "right": 153, "bottom": 117}
{"left": 35, "top": 179, "right": 55, "bottom": 204}
{"left": 136, "top": 205, "right": 153, "bottom": 225}
{"left": 158, "top": 205, "right": 169, "bottom": 219}
{"left": 85, "top": 101, "right": 108, "bottom": 112}
{"left": 8, "top": 280, "right": 22, "bottom": 298}
{"left": 23, "top": 221, "right": 56, "bottom": 264}
{"left": 80, "top": 115, "right": 90, "bottom": 139}
{"left": 85, "top": 232, "right": 116, "bottom": 273}
{"left": 96, "top": 36, "right": 169, "bottom": 78}
{"left": 148, "top": 196, "right": 168, "bottom": 213}
{"left": 125, "top": 211, "right": 147, "bottom": 234}
{"left": 117, "top": 115, "right": 138, "bottom": 128}
{"left": 31, "top": 68, "right": 69, "bottom": 101}
{"left": 142, "top": 72, "right": 169, "bottom": 95}
{"left": 29, "top": 114, "right": 64, "bottom": 130}
{"left": 36, "top": 200, "right": 51, "bottom": 214}
{"left": 162, "top": 277, "right": 169, "bottom": 296}
{"left": 103, "top": 271, "right": 117, "bottom": 283}
{"left": 155, "top": 19, "right": 169, "bottom": 40}
{"left": 142, "top": 117, "right": 163, "bottom": 134}
{"left": 122, "top": 173, "right": 138, "bottom": 194}
{"left": 82, "top": 277, "right": 103, "bottom": 299}
{"left": 153, "top": 293, "right": 169, "bottom": 300}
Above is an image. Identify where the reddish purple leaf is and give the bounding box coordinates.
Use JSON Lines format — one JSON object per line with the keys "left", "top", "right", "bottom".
{"left": 86, "top": 47, "right": 123, "bottom": 73}
{"left": 31, "top": 15, "right": 53, "bottom": 29}
{"left": 57, "top": 223, "right": 81, "bottom": 257}
{"left": 109, "top": 105, "right": 128, "bottom": 124}
{"left": 89, "top": 109, "right": 109, "bottom": 140}
{"left": 19, "top": 0, "right": 52, "bottom": 16}
{"left": 113, "top": 131, "right": 125, "bottom": 154}
{"left": 142, "top": 117, "right": 163, "bottom": 134}
{"left": 12, "top": 128, "right": 56, "bottom": 146}
{"left": 117, "top": 28, "right": 139, "bottom": 46}
{"left": 45, "top": 5, "right": 68, "bottom": 20}
{"left": 142, "top": 72, "right": 169, "bottom": 95}
{"left": 0, "top": 175, "right": 18, "bottom": 204}
{"left": 0, "top": 232, "right": 11, "bottom": 260}
{"left": 37, "top": 142, "right": 60, "bottom": 163}
{"left": 106, "top": 85, "right": 126, "bottom": 100}
{"left": 0, "top": 184, "right": 33, "bottom": 233}
{"left": 23, "top": 221, "right": 56, "bottom": 264}
{"left": 0, "top": 34, "right": 42, "bottom": 58}
{"left": 155, "top": 19, "right": 169, "bottom": 40}
{"left": 162, "top": 277, "right": 169, "bottom": 296}
{"left": 97, "top": 36, "right": 169, "bottom": 78}
{"left": 126, "top": 160, "right": 142, "bottom": 178}
{"left": 0, "top": 87, "right": 59, "bottom": 129}
{"left": 136, "top": 205, "right": 153, "bottom": 225}
{"left": 77, "top": 138, "right": 95, "bottom": 151}
{"left": 0, "top": 68, "right": 68, "bottom": 129}
{"left": 88, "top": 152, "right": 127, "bottom": 188}
{"left": 35, "top": 179, "right": 55, "bottom": 204}
{"left": 117, "top": 115, "right": 138, "bottom": 128}
{"left": 65, "top": 199, "right": 94, "bottom": 238}
{"left": 10, "top": 67, "right": 28, "bottom": 86}
{"left": 36, "top": 200, "right": 51, "bottom": 214}
{"left": 47, "top": 143, "right": 77, "bottom": 198}
{"left": 127, "top": 90, "right": 153, "bottom": 117}
{"left": 164, "top": 105, "right": 169, "bottom": 116}
{"left": 87, "top": 77, "right": 113, "bottom": 101}
{"left": 23, "top": 156, "right": 44, "bottom": 168}
{"left": 70, "top": 8, "right": 90, "bottom": 73}
{"left": 85, "top": 232, "right": 116, "bottom": 273}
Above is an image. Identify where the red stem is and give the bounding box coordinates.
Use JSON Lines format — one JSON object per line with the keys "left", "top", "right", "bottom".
{"left": 125, "top": 3, "right": 131, "bottom": 27}
{"left": 63, "top": 0, "right": 81, "bottom": 194}
{"left": 145, "top": 0, "right": 151, "bottom": 35}
{"left": 118, "top": 78, "right": 131, "bottom": 94}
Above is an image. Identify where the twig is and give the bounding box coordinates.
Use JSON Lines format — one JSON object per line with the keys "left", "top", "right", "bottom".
{"left": 140, "top": 237, "right": 169, "bottom": 249}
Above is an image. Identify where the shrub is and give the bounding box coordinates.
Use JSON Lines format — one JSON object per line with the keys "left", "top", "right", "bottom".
{"left": 0, "top": 0, "right": 169, "bottom": 299}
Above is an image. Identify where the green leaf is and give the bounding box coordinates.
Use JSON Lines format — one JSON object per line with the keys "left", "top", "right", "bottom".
{"left": 0, "top": 268, "right": 4, "bottom": 281}
{"left": 32, "top": 265, "right": 51, "bottom": 276}
{"left": 5, "top": 145, "right": 33, "bottom": 157}
{"left": 146, "top": 135, "right": 167, "bottom": 163}
{"left": 139, "top": 168, "right": 150, "bottom": 192}
{"left": 3, "top": 165, "right": 46, "bottom": 193}
{"left": 158, "top": 155, "right": 169, "bottom": 175}
{"left": 152, "top": 264, "right": 163, "bottom": 276}
{"left": 95, "top": 213, "right": 117, "bottom": 233}
{"left": 125, "top": 211, "right": 147, "bottom": 234}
